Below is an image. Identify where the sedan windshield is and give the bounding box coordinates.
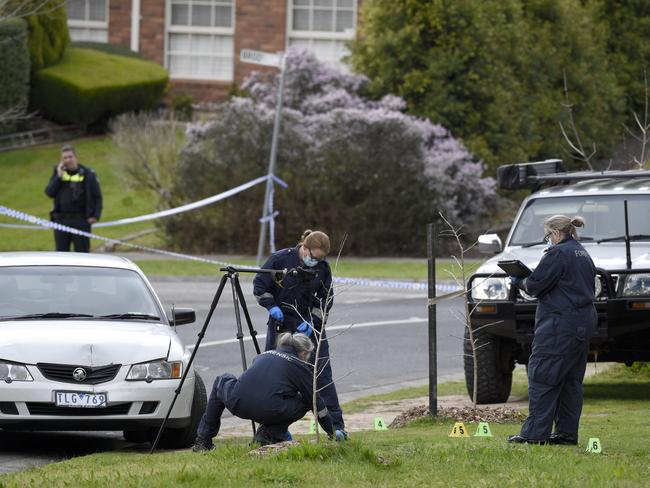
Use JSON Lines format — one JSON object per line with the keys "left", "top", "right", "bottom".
{"left": 509, "top": 194, "right": 650, "bottom": 246}
{"left": 0, "top": 266, "right": 161, "bottom": 320}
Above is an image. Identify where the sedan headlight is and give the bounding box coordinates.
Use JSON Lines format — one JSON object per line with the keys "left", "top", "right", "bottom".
{"left": 621, "top": 274, "right": 650, "bottom": 297}
{"left": 471, "top": 277, "right": 510, "bottom": 300}
{"left": 126, "top": 360, "right": 182, "bottom": 381}
{"left": 0, "top": 361, "right": 34, "bottom": 382}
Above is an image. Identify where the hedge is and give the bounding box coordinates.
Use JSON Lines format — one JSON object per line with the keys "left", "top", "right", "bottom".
{"left": 0, "top": 18, "right": 30, "bottom": 134}
{"left": 70, "top": 41, "right": 143, "bottom": 59}
{"left": 31, "top": 48, "right": 169, "bottom": 126}
{"left": 9, "top": 0, "right": 70, "bottom": 70}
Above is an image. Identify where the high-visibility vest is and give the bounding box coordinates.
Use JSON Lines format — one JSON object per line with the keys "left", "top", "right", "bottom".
{"left": 61, "top": 171, "right": 85, "bottom": 183}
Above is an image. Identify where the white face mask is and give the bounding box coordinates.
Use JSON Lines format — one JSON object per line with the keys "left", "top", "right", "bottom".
{"left": 303, "top": 256, "right": 319, "bottom": 267}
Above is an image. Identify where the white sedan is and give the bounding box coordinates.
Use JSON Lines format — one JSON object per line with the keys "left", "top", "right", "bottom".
{"left": 0, "top": 252, "right": 206, "bottom": 449}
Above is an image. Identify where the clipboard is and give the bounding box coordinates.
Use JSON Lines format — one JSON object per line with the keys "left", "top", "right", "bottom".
{"left": 497, "top": 260, "right": 532, "bottom": 278}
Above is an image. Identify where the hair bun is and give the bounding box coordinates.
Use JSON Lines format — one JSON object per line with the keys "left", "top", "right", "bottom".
{"left": 301, "top": 229, "right": 313, "bottom": 240}
{"left": 571, "top": 216, "right": 585, "bottom": 228}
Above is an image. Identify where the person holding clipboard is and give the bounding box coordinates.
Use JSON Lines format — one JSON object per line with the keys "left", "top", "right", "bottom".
{"left": 504, "top": 215, "right": 597, "bottom": 445}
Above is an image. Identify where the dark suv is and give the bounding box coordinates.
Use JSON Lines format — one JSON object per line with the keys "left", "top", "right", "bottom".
{"left": 467, "top": 160, "right": 650, "bottom": 403}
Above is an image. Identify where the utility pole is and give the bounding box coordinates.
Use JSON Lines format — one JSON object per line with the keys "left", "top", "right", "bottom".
{"left": 240, "top": 49, "right": 287, "bottom": 266}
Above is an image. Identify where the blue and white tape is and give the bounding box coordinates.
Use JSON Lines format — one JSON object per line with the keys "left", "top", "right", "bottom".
{"left": 0, "top": 174, "right": 286, "bottom": 229}
{"left": 0, "top": 204, "right": 460, "bottom": 293}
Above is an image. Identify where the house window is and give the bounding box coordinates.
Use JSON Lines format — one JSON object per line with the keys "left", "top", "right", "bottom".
{"left": 166, "top": 0, "right": 235, "bottom": 81}
{"left": 287, "top": 0, "right": 356, "bottom": 66}
{"left": 67, "top": 0, "right": 109, "bottom": 42}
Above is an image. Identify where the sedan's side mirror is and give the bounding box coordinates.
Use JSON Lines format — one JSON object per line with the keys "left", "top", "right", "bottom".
{"left": 477, "top": 233, "right": 503, "bottom": 254}
{"left": 169, "top": 308, "right": 195, "bottom": 325}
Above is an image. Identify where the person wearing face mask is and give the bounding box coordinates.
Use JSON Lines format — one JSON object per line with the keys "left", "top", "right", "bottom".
{"left": 508, "top": 215, "right": 597, "bottom": 445}
{"left": 253, "top": 229, "right": 345, "bottom": 434}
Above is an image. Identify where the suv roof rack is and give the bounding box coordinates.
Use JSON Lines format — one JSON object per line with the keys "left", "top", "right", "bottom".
{"left": 497, "top": 159, "right": 650, "bottom": 190}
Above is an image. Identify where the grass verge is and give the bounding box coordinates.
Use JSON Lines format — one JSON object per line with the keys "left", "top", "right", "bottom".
{"left": 0, "top": 138, "right": 482, "bottom": 281}
{"left": 0, "top": 138, "right": 161, "bottom": 252}
{"left": 132, "top": 258, "right": 480, "bottom": 282}
{"left": 342, "top": 369, "right": 530, "bottom": 414}
{"left": 1, "top": 365, "right": 648, "bottom": 487}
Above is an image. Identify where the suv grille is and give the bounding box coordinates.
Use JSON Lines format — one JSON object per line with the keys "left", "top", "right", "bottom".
{"left": 26, "top": 403, "right": 132, "bottom": 416}
{"left": 37, "top": 363, "right": 121, "bottom": 384}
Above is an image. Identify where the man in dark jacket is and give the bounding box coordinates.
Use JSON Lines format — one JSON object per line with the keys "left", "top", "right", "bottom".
{"left": 45, "top": 144, "right": 102, "bottom": 252}
{"left": 193, "top": 332, "right": 343, "bottom": 451}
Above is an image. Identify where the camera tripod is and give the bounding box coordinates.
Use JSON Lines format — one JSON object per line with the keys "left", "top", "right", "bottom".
{"left": 150, "top": 265, "right": 287, "bottom": 453}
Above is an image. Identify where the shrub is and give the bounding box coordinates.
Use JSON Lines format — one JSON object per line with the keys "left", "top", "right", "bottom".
{"left": 162, "top": 49, "right": 496, "bottom": 256}
{"left": 1, "top": 0, "right": 70, "bottom": 70}
{"left": 70, "top": 41, "right": 142, "bottom": 59}
{"left": 350, "top": 0, "right": 624, "bottom": 173}
{"left": 171, "top": 94, "right": 195, "bottom": 121}
{"left": 109, "top": 112, "right": 187, "bottom": 207}
{"left": 0, "top": 18, "right": 30, "bottom": 134}
{"left": 31, "top": 48, "right": 169, "bottom": 126}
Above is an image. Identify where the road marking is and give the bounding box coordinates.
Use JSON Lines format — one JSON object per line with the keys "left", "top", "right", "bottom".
{"left": 188, "top": 317, "right": 428, "bottom": 350}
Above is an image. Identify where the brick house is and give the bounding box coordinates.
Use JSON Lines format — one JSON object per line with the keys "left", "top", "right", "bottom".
{"left": 65, "top": 0, "right": 360, "bottom": 101}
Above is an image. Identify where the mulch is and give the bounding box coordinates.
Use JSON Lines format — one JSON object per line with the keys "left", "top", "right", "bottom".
{"left": 390, "top": 404, "right": 526, "bottom": 428}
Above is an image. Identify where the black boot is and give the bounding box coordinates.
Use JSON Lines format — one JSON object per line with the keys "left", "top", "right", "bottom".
{"left": 508, "top": 434, "right": 548, "bottom": 445}
{"left": 548, "top": 432, "right": 578, "bottom": 446}
{"left": 192, "top": 436, "right": 216, "bottom": 452}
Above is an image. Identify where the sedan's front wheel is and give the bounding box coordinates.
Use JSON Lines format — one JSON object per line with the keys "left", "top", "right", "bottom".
{"left": 148, "top": 372, "right": 208, "bottom": 449}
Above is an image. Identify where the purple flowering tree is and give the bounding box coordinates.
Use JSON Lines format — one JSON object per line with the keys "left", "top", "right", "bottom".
{"left": 170, "top": 48, "right": 496, "bottom": 255}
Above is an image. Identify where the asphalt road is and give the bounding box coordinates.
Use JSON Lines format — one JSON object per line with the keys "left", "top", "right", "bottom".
{"left": 156, "top": 276, "right": 466, "bottom": 400}
{"left": 0, "top": 276, "right": 466, "bottom": 474}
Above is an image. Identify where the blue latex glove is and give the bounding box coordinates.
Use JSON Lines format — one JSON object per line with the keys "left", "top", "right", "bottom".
{"left": 296, "top": 321, "right": 313, "bottom": 337}
{"left": 335, "top": 429, "right": 348, "bottom": 441}
{"left": 509, "top": 276, "right": 522, "bottom": 287}
{"left": 269, "top": 306, "right": 284, "bottom": 322}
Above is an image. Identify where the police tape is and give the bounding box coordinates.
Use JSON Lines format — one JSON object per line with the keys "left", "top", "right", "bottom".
{"left": 0, "top": 174, "right": 287, "bottom": 230}
{"left": 0, "top": 204, "right": 461, "bottom": 293}
{"left": 0, "top": 204, "right": 239, "bottom": 268}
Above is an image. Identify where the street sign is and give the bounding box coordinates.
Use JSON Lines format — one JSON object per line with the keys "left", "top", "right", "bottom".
{"left": 240, "top": 49, "right": 282, "bottom": 68}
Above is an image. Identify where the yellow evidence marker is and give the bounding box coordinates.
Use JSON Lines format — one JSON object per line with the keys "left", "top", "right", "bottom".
{"left": 449, "top": 422, "right": 470, "bottom": 438}
{"left": 474, "top": 422, "right": 492, "bottom": 437}
{"left": 374, "top": 417, "right": 389, "bottom": 431}
{"left": 586, "top": 438, "right": 602, "bottom": 453}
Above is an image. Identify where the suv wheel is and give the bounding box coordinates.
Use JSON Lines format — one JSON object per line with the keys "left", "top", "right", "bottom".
{"left": 463, "top": 327, "right": 515, "bottom": 404}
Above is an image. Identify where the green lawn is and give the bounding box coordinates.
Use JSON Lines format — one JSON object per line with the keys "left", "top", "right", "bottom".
{"left": 133, "top": 258, "right": 480, "bottom": 282}
{"left": 1, "top": 366, "right": 647, "bottom": 487}
{"left": 0, "top": 137, "right": 482, "bottom": 282}
{"left": 0, "top": 137, "right": 160, "bottom": 251}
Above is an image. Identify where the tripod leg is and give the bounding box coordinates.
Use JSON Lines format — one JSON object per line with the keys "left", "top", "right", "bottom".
{"left": 233, "top": 274, "right": 262, "bottom": 355}
{"left": 230, "top": 274, "right": 249, "bottom": 372}
{"left": 230, "top": 274, "right": 257, "bottom": 436}
{"left": 150, "top": 273, "right": 229, "bottom": 454}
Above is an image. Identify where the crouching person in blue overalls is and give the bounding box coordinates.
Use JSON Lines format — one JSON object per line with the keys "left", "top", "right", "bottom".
{"left": 192, "top": 333, "right": 345, "bottom": 451}
{"left": 508, "top": 215, "right": 597, "bottom": 445}
{"left": 253, "top": 229, "right": 346, "bottom": 436}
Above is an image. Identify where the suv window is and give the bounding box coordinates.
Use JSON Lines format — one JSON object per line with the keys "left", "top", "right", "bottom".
{"left": 509, "top": 194, "right": 650, "bottom": 245}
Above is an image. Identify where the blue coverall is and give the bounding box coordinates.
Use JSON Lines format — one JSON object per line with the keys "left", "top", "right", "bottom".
{"left": 196, "top": 347, "right": 335, "bottom": 444}
{"left": 253, "top": 246, "right": 345, "bottom": 430}
{"left": 516, "top": 237, "right": 597, "bottom": 441}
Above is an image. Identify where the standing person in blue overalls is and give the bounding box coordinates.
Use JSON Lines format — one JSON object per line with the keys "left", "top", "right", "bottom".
{"left": 253, "top": 229, "right": 346, "bottom": 434}
{"left": 508, "top": 215, "right": 597, "bottom": 445}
